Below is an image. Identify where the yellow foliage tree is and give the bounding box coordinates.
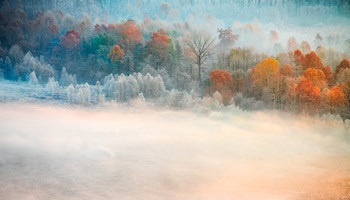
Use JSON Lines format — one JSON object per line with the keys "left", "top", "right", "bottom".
{"left": 252, "top": 57, "right": 279, "bottom": 87}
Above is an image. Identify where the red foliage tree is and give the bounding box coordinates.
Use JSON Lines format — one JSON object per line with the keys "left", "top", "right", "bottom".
{"left": 209, "top": 69, "right": 235, "bottom": 104}
{"left": 302, "top": 51, "right": 323, "bottom": 70}
{"left": 293, "top": 49, "right": 305, "bottom": 66}
{"left": 296, "top": 78, "right": 322, "bottom": 113}
{"left": 60, "top": 30, "right": 81, "bottom": 50}
{"left": 146, "top": 29, "right": 170, "bottom": 69}
{"left": 335, "top": 58, "right": 350, "bottom": 77}
{"left": 117, "top": 20, "right": 143, "bottom": 52}
{"left": 321, "top": 65, "right": 334, "bottom": 86}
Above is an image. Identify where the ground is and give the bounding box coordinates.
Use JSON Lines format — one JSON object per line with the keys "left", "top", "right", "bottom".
{"left": 0, "top": 102, "right": 349, "bottom": 200}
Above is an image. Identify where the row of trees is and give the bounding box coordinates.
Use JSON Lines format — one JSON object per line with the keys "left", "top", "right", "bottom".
{"left": 209, "top": 50, "right": 350, "bottom": 118}
{"left": 0, "top": 4, "right": 349, "bottom": 119}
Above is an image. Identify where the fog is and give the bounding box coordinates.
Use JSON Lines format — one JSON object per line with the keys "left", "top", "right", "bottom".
{"left": 0, "top": 103, "right": 349, "bottom": 200}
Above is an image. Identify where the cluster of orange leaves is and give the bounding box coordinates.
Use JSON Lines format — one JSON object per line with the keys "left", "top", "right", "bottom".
{"left": 325, "top": 85, "right": 347, "bottom": 111}
{"left": 295, "top": 78, "right": 322, "bottom": 111}
{"left": 292, "top": 50, "right": 347, "bottom": 112}
{"left": 108, "top": 45, "right": 124, "bottom": 64}
{"left": 209, "top": 69, "right": 243, "bottom": 105}
{"left": 116, "top": 20, "right": 143, "bottom": 51}
{"left": 302, "top": 68, "right": 325, "bottom": 88}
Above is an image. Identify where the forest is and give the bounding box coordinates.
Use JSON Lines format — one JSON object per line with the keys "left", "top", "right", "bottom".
{"left": 0, "top": 0, "right": 349, "bottom": 119}
{"left": 0, "top": 0, "right": 350, "bottom": 199}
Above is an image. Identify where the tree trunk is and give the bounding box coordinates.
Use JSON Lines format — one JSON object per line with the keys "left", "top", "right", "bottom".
{"left": 198, "top": 63, "right": 201, "bottom": 87}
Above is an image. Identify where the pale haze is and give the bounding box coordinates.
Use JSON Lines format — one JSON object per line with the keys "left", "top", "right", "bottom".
{"left": 0, "top": 103, "right": 349, "bottom": 199}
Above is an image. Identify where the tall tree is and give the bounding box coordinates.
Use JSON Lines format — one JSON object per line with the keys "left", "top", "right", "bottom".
{"left": 146, "top": 29, "right": 171, "bottom": 69}
{"left": 117, "top": 19, "right": 143, "bottom": 52}
{"left": 184, "top": 31, "right": 216, "bottom": 86}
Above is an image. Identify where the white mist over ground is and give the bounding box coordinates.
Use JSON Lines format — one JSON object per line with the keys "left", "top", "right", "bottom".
{"left": 0, "top": 103, "right": 349, "bottom": 200}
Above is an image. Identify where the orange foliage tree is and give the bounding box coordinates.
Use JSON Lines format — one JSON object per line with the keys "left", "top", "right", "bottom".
{"left": 326, "top": 85, "right": 347, "bottom": 113}
{"left": 296, "top": 78, "right": 322, "bottom": 113}
{"left": 116, "top": 20, "right": 143, "bottom": 52}
{"left": 251, "top": 57, "right": 279, "bottom": 87}
{"left": 146, "top": 29, "right": 171, "bottom": 69}
{"left": 108, "top": 45, "right": 124, "bottom": 64}
{"left": 303, "top": 68, "right": 326, "bottom": 88}
{"left": 209, "top": 69, "right": 234, "bottom": 105}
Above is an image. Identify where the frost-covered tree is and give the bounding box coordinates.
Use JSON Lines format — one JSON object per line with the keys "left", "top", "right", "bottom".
{"left": 28, "top": 71, "right": 39, "bottom": 85}
{"left": 20, "top": 52, "right": 54, "bottom": 82}
{"left": 60, "top": 67, "right": 77, "bottom": 86}
{"left": 77, "top": 83, "right": 91, "bottom": 106}
{"left": 46, "top": 77, "right": 60, "bottom": 96}
{"left": 66, "top": 84, "right": 75, "bottom": 103}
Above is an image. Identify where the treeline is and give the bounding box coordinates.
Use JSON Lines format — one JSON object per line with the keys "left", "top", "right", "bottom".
{"left": 210, "top": 50, "right": 350, "bottom": 119}
{"left": 0, "top": 3, "right": 349, "bottom": 119}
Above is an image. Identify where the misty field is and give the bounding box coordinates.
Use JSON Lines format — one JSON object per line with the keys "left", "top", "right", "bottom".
{"left": 0, "top": 102, "right": 349, "bottom": 200}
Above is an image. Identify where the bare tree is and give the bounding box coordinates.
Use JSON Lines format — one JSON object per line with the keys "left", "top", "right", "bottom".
{"left": 184, "top": 31, "right": 216, "bottom": 86}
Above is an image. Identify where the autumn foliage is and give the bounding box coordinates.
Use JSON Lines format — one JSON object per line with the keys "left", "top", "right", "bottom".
{"left": 116, "top": 20, "right": 143, "bottom": 52}
{"left": 335, "top": 58, "right": 350, "bottom": 77}
{"left": 279, "top": 64, "right": 293, "bottom": 77}
{"left": 209, "top": 69, "right": 236, "bottom": 104}
{"left": 293, "top": 49, "right": 305, "bottom": 66}
{"left": 302, "top": 51, "right": 324, "bottom": 70}
{"left": 146, "top": 29, "right": 171, "bottom": 68}
{"left": 296, "top": 78, "right": 322, "bottom": 112}
{"left": 108, "top": 45, "right": 124, "bottom": 64}
{"left": 321, "top": 65, "right": 334, "bottom": 85}
{"left": 302, "top": 68, "right": 326, "bottom": 88}
{"left": 60, "top": 30, "right": 81, "bottom": 50}
{"left": 251, "top": 57, "right": 279, "bottom": 87}
{"left": 326, "top": 85, "right": 347, "bottom": 112}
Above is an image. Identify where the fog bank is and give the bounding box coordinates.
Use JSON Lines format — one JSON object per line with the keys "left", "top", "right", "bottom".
{"left": 0, "top": 103, "right": 349, "bottom": 200}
